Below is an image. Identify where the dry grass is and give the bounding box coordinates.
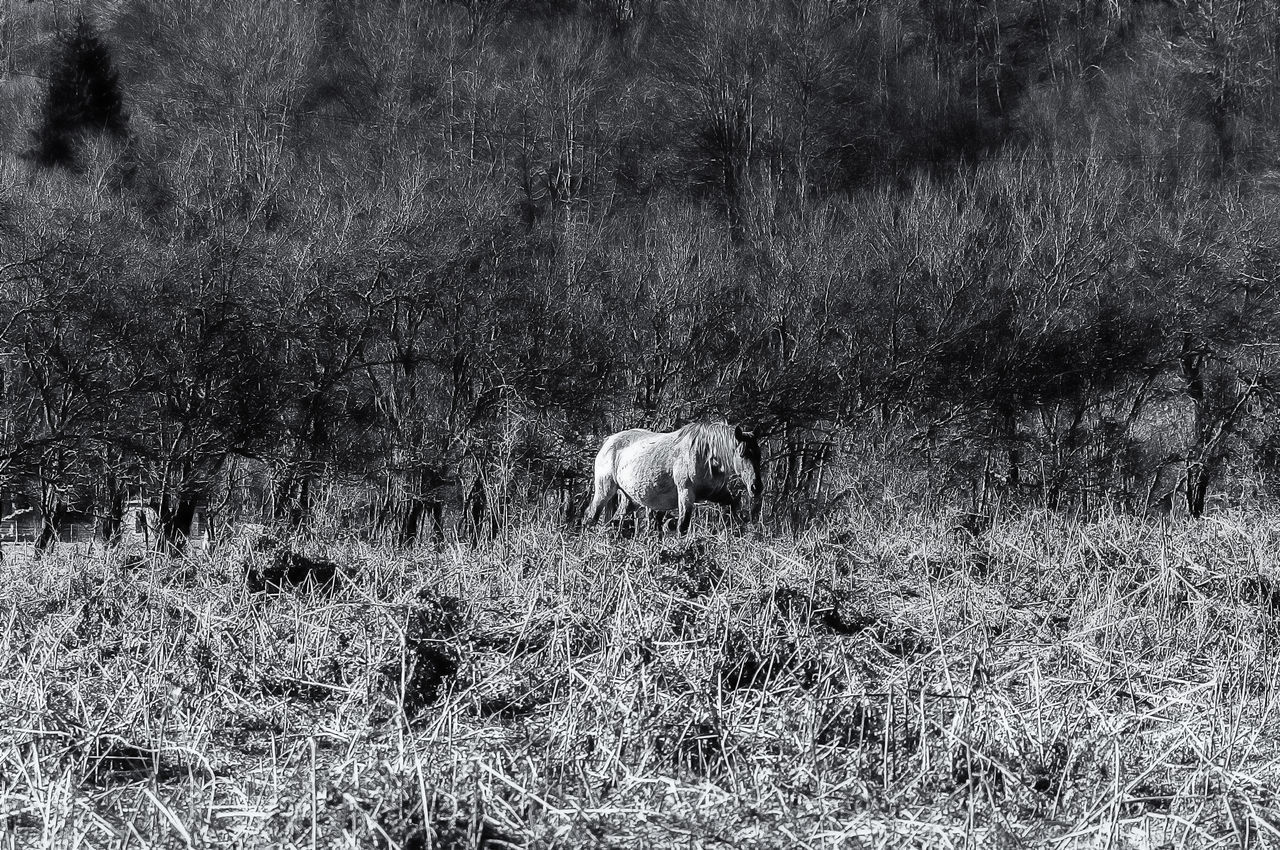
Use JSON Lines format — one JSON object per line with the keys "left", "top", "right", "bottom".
{"left": 4, "top": 508, "right": 1280, "bottom": 848}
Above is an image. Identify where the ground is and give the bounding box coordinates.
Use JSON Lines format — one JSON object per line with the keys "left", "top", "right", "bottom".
{"left": 3, "top": 508, "right": 1280, "bottom": 848}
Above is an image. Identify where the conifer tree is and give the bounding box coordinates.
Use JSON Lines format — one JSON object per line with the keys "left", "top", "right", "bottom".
{"left": 31, "top": 15, "right": 128, "bottom": 169}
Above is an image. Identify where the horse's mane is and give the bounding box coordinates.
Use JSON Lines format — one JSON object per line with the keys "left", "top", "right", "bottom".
{"left": 677, "top": 422, "right": 740, "bottom": 471}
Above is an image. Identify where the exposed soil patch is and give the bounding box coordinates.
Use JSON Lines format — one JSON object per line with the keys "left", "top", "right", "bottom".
{"left": 717, "top": 629, "right": 816, "bottom": 691}
{"left": 79, "top": 735, "right": 185, "bottom": 785}
{"left": 407, "top": 594, "right": 467, "bottom": 641}
{"left": 245, "top": 549, "right": 345, "bottom": 594}
{"left": 384, "top": 594, "right": 468, "bottom": 717}
{"left": 386, "top": 642, "right": 460, "bottom": 717}
{"left": 1241, "top": 574, "right": 1280, "bottom": 614}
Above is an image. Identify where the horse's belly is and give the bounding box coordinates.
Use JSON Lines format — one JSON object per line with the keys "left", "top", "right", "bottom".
{"left": 616, "top": 457, "right": 679, "bottom": 512}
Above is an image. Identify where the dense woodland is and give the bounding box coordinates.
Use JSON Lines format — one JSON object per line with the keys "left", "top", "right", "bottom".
{"left": 3, "top": 0, "right": 1280, "bottom": 549}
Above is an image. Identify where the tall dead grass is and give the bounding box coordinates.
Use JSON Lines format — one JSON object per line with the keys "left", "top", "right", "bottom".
{"left": 3, "top": 508, "right": 1280, "bottom": 848}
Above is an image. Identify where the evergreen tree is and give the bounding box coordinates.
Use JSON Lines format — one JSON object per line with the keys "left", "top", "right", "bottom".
{"left": 31, "top": 15, "right": 128, "bottom": 169}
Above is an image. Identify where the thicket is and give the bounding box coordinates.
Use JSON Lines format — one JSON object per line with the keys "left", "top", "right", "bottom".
{"left": 3, "top": 0, "right": 1280, "bottom": 549}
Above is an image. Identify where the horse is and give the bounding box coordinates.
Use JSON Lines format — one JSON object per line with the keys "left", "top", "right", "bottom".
{"left": 585, "top": 423, "right": 763, "bottom": 534}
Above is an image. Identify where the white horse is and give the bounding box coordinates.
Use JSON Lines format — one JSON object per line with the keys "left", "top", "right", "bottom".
{"left": 585, "top": 423, "right": 762, "bottom": 534}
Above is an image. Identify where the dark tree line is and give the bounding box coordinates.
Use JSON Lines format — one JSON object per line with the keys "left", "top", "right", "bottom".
{"left": 3, "top": 0, "right": 1280, "bottom": 550}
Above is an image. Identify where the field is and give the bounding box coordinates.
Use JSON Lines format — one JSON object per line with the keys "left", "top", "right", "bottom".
{"left": 4, "top": 508, "right": 1280, "bottom": 849}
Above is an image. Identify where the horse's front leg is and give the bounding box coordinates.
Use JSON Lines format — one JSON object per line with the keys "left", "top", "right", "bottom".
{"left": 676, "top": 487, "right": 695, "bottom": 535}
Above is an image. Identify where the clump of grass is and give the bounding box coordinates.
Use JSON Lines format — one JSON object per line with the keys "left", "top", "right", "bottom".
{"left": 4, "top": 508, "right": 1280, "bottom": 846}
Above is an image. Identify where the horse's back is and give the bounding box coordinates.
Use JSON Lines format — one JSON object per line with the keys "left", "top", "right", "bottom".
{"left": 592, "top": 429, "right": 647, "bottom": 479}
{"left": 603, "top": 428, "right": 656, "bottom": 451}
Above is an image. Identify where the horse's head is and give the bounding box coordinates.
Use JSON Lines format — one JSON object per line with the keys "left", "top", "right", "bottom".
{"left": 732, "top": 425, "right": 763, "bottom": 523}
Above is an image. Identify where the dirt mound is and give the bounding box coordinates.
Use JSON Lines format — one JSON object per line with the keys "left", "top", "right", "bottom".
{"left": 655, "top": 539, "right": 725, "bottom": 597}
{"left": 244, "top": 547, "right": 346, "bottom": 594}
{"left": 716, "top": 628, "right": 816, "bottom": 691}
{"left": 78, "top": 734, "right": 184, "bottom": 786}
{"left": 383, "top": 594, "right": 469, "bottom": 718}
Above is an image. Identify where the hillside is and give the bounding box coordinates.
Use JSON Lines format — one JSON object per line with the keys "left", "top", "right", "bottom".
{"left": 3, "top": 0, "right": 1280, "bottom": 535}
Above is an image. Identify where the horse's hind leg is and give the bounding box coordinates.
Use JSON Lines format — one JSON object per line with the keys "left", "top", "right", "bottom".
{"left": 585, "top": 475, "right": 619, "bottom": 527}
{"left": 616, "top": 493, "right": 639, "bottom": 537}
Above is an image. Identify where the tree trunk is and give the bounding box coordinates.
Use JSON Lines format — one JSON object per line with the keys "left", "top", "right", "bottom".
{"left": 34, "top": 515, "right": 58, "bottom": 556}
{"left": 292, "top": 475, "right": 316, "bottom": 529}
{"left": 272, "top": 466, "right": 294, "bottom": 523}
{"left": 34, "top": 478, "right": 61, "bottom": 557}
{"left": 100, "top": 479, "right": 125, "bottom": 547}
{"left": 274, "top": 465, "right": 319, "bottom": 530}
{"left": 203, "top": 510, "right": 220, "bottom": 553}
{"left": 1181, "top": 334, "right": 1209, "bottom": 519}
{"left": 461, "top": 477, "right": 496, "bottom": 543}
{"left": 155, "top": 494, "right": 198, "bottom": 555}
{"left": 1186, "top": 462, "right": 1210, "bottom": 519}
{"left": 400, "top": 496, "right": 425, "bottom": 547}
{"left": 562, "top": 478, "right": 587, "bottom": 531}
{"left": 398, "top": 467, "right": 447, "bottom": 547}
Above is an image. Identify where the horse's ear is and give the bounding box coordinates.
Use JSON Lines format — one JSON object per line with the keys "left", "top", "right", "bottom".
{"left": 735, "top": 425, "right": 754, "bottom": 443}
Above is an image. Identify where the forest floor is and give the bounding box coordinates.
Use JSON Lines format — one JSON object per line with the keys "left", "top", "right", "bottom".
{"left": 3, "top": 507, "right": 1280, "bottom": 849}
